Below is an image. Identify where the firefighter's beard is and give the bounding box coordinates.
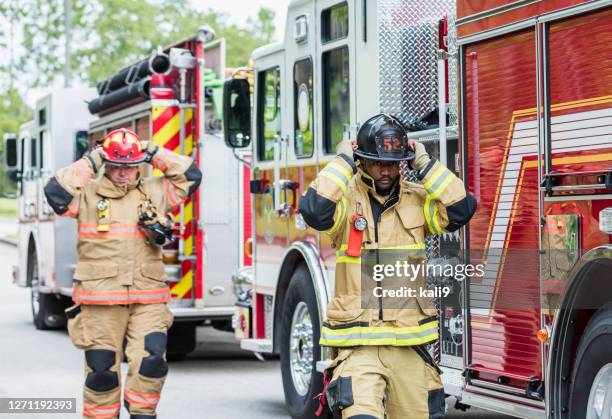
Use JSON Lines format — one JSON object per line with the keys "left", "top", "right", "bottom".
{"left": 374, "top": 175, "right": 399, "bottom": 196}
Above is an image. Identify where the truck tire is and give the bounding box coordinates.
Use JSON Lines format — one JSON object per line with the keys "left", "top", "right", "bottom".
{"left": 29, "top": 248, "right": 64, "bottom": 330}
{"left": 167, "top": 321, "right": 197, "bottom": 362}
{"left": 280, "top": 264, "right": 326, "bottom": 419}
{"left": 569, "top": 306, "right": 612, "bottom": 419}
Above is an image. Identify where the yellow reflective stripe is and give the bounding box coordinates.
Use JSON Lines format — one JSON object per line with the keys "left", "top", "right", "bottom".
{"left": 431, "top": 204, "right": 446, "bottom": 233}
{"left": 320, "top": 321, "right": 439, "bottom": 346}
{"left": 336, "top": 249, "right": 361, "bottom": 264}
{"left": 424, "top": 195, "right": 436, "bottom": 234}
{"left": 326, "top": 161, "right": 353, "bottom": 179}
{"left": 320, "top": 171, "right": 348, "bottom": 192}
{"left": 379, "top": 243, "right": 426, "bottom": 250}
{"left": 320, "top": 334, "right": 438, "bottom": 346}
{"left": 424, "top": 195, "right": 447, "bottom": 234}
{"left": 337, "top": 243, "right": 426, "bottom": 250}
{"left": 335, "top": 243, "right": 426, "bottom": 263}
{"left": 430, "top": 171, "right": 454, "bottom": 200}
{"left": 322, "top": 322, "right": 437, "bottom": 335}
{"left": 328, "top": 197, "right": 347, "bottom": 234}
{"left": 336, "top": 243, "right": 361, "bottom": 264}
{"left": 423, "top": 165, "right": 446, "bottom": 191}
{"left": 336, "top": 256, "right": 361, "bottom": 264}
{"left": 424, "top": 164, "right": 454, "bottom": 200}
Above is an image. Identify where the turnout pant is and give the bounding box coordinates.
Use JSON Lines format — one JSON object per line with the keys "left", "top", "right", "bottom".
{"left": 324, "top": 345, "right": 445, "bottom": 419}
{"left": 66, "top": 303, "right": 174, "bottom": 418}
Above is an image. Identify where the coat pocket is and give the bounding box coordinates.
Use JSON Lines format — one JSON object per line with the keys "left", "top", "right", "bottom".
{"left": 65, "top": 304, "right": 89, "bottom": 349}
{"left": 396, "top": 205, "right": 427, "bottom": 244}
{"left": 325, "top": 295, "right": 366, "bottom": 323}
{"left": 74, "top": 262, "right": 118, "bottom": 281}
{"left": 140, "top": 262, "right": 167, "bottom": 282}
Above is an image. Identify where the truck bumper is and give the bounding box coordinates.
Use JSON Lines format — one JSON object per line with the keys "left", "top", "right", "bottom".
{"left": 170, "top": 306, "right": 234, "bottom": 322}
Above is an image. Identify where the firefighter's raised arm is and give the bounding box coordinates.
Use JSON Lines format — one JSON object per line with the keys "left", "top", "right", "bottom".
{"left": 410, "top": 141, "right": 477, "bottom": 234}
{"left": 298, "top": 139, "right": 357, "bottom": 236}
{"left": 146, "top": 143, "right": 202, "bottom": 212}
{"left": 43, "top": 147, "right": 105, "bottom": 218}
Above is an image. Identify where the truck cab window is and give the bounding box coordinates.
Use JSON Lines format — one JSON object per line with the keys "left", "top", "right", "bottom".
{"left": 257, "top": 67, "right": 281, "bottom": 161}
{"left": 323, "top": 46, "right": 350, "bottom": 153}
{"left": 294, "top": 58, "right": 314, "bottom": 158}
{"left": 30, "top": 137, "right": 37, "bottom": 177}
{"left": 19, "top": 137, "right": 25, "bottom": 172}
{"left": 322, "top": 2, "right": 349, "bottom": 43}
{"left": 38, "top": 131, "right": 45, "bottom": 170}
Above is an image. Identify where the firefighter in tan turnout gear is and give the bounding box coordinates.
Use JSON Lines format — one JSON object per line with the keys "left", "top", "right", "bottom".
{"left": 44, "top": 128, "right": 201, "bottom": 419}
{"left": 299, "top": 114, "right": 476, "bottom": 418}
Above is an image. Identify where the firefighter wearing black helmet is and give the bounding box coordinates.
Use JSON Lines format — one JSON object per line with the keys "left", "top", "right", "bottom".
{"left": 299, "top": 114, "right": 476, "bottom": 418}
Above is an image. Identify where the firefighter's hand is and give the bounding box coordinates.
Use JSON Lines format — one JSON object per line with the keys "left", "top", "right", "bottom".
{"left": 410, "top": 140, "right": 430, "bottom": 171}
{"left": 336, "top": 139, "right": 357, "bottom": 158}
{"left": 88, "top": 147, "right": 106, "bottom": 171}
{"left": 144, "top": 142, "right": 159, "bottom": 163}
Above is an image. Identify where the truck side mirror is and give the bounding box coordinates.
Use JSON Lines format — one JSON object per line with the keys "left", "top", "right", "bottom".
{"left": 3, "top": 134, "right": 18, "bottom": 171}
{"left": 74, "top": 130, "right": 89, "bottom": 161}
{"left": 223, "top": 78, "right": 251, "bottom": 149}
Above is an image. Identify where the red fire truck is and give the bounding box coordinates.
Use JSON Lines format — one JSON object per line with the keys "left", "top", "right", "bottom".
{"left": 222, "top": 0, "right": 612, "bottom": 418}
{"left": 457, "top": 1, "right": 612, "bottom": 418}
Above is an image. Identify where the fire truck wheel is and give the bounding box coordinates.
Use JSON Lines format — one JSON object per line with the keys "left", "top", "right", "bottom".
{"left": 569, "top": 305, "right": 612, "bottom": 419}
{"left": 166, "top": 321, "right": 197, "bottom": 362}
{"left": 28, "top": 248, "right": 64, "bottom": 330}
{"left": 280, "top": 264, "right": 327, "bottom": 419}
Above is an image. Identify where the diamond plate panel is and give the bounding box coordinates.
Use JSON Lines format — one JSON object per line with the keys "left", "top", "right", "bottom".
{"left": 265, "top": 295, "right": 273, "bottom": 339}
{"left": 380, "top": 1, "right": 458, "bottom": 363}
{"left": 447, "top": 15, "right": 459, "bottom": 126}
{"left": 378, "top": 0, "right": 457, "bottom": 127}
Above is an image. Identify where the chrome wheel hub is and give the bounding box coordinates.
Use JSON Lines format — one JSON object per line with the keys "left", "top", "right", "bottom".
{"left": 587, "top": 363, "right": 612, "bottom": 419}
{"left": 289, "top": 301, "right": 314, "bottom": 396}
{"left": 31, "top": 264, "right": 40, "bottom": 316}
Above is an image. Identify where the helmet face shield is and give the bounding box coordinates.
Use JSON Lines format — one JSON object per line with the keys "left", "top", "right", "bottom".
{"left": 354, "top": 114, "right": 415, "bottom": 161}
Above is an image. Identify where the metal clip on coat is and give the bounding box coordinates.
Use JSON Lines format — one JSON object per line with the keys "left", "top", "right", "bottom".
{"left": 96, "top": 199, "right": 110, "bottom": 232}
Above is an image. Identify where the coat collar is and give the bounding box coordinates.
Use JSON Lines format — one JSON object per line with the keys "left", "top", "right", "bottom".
{"left": 356, "top": 168, "right": 399, "bottom": 204}
{"left": 96, "top": 174, "right": 141, "bottom": 198}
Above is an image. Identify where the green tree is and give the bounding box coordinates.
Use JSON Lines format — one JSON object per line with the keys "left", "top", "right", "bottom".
{"left": 0, "top": 1, "right": 25, "bottom": 91}
{"left": 248, "top": 8, "right": 276, "bottom": 45}
{"left": 17, "top": 0, "right": 277, "bottom": 86}
{"left": 21, "top": 0, "right": 67, "bottom": 87}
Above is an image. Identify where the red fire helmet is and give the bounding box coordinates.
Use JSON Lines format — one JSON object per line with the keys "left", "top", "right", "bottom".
{"left": 101, "top": 128, "right": 146, "bottom": 165}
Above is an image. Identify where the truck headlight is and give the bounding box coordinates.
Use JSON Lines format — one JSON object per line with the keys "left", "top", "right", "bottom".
{"left": 600, "top": 208, "right": 612, "bottom": 234}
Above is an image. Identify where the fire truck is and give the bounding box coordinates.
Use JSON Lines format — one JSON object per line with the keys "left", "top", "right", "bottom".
{"left": 222, "top": 0, "right": 612, "bottom": 418}
{"left": 4, "top": 27, "right": 252, "bottom": 360}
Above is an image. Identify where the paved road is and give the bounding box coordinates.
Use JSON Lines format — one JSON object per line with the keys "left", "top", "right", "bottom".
{"left": 0, "top": 216, "right": 17, "bottom": 243}
{"left": 0, "top": 242, "right": 515, "bottom": 418}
